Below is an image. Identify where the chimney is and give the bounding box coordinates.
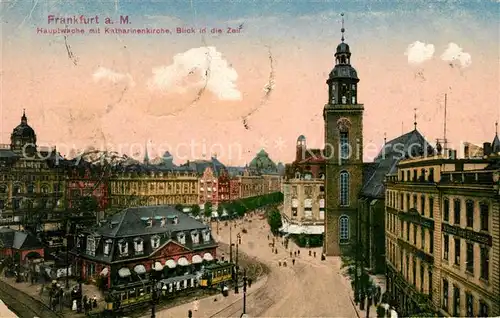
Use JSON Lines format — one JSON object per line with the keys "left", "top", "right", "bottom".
{"left": 483, "top": 142, "right": 492, "bottom": 157}
{"left": 464, "top": 144, "right": 470, "bottom": 159}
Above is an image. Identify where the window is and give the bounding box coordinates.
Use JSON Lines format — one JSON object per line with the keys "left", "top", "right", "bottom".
{"left": 420, "top": 195, "right": 425, "bottom": 215}
{"left": 339, "top": 171, "right": 349, "bottom": 206}
{"left": 104, "top": 239, "right": 112, "bottom": 256}
{"left": 413, "top": 194, "right": 417, "bottom": 208}
{"left": 406, "top": 193, "right": 410, "bottom": 211}
{"left": 466, "top": 200, "right": 474, "bottom": 228}
{"left": 400, "top": 193, "right": 404, "bottom": 210}
{"left": 202, "top": 229, "right": 211, "bottom": 242}
{"left": 453, "top": 199, "right": 461, "bottom": 225}
{"left": 443, "top": 235, "right": 449, "bottom": 260}
{"left": 339, "top": 215, "right": 349, "bottom": 243}
{"left": 151, "top": 235, "right": 160, "bottom": 249}
{"left": 340, "top": 132, "right": 350, "bottom": 161}
{"left": 400, "top": 220, "right": 404, "bottom": 238}
{"left": 413, "top": 225, "right": 417, "bottom": 244}
{"left": 428, "top": 271, "right": 433, "bottom": 298}
{"left": 429, "top": 197, "right": 434, "bottom": 218}
{"left": 27, "top": 183, "right": 34, "bottom": 194}
{"left": 430, "top": 230, "right": 434, "bottom": 254}
{"left": 442, "top": 279, "right": 449, "bottom": 311}
{"left": 454, "top": 238, "right": 461, "bottom": 266}
{"left": 420, "top": 264, "right": 424, "bottom": 292}
{"left": 453, "top": 286, "right": 460, "bottom": 317}
{"left": 465, "top": 293, "right": 473, "bottom": 317}
{"left": 304, "top": 198, "right": 312, "bottom": 218}
{"left": 191, "top": 231, "right": 199, "bottom": 244}
{"left": 479, "top": 301, "right": 489, "bottom": 317}
{"left": 134, "top": 238, "right": 144, "bottom": 254}
{"left": 406, "top": 254, "right": 409, "bottom": 279}
{"left": 406, "top": 222, "right": 410, "bottom": 241}
{"left": 86, "top": 236, "right": 96, "bottom": 257}
{"left": 412, "top": 257, "right": 416, "bottom": 285}
{"left": 421, "top": 228, "right": 426, "bottom": 251}
{"left": 118, "top": 240, "right": 128, "bottom": 255}
{"left": 466, "top": 243, "right": 474, "bottom": 273}
{"left": 292, "top": 198, "right": 298, "bottom": 217}
{"left": 480, "top": 203, "right": 489, "bottom": 231}
{"left": 428, "top": 168, "right": 434, "bottom": 182}
{"left": 480, "top": 247, "right": 489, "bottom": 280}
{"left": 177, "top": 232, "right": 186, "bottom": 245}
{"left": 443, "top": 198, "right": 450, "bottom": 222}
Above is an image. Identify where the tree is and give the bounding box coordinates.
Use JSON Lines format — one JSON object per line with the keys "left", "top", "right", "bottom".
{"left": 191, "top": 204, "right": 200, "bottom": 217}
{"left": 217, "top": 204, "right": 224, "bottom": 218}
{"left": 267, "top": 207, "right": 282, "bottom": 234}
{"left": 174, "top": 204, "right": 184, "bottom": 212}
{"left": 203, "top": 202, "right": 212, "bottom": 218}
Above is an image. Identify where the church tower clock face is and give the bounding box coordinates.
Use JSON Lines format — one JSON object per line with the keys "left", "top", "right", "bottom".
{"left": 323, "top": 13, "right": 364, "bottom": 257}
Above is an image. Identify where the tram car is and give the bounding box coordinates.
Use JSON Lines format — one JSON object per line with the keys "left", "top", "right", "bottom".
{"left": 104, "top": 281, "right": 152, "bottom": 312}
{"left": 199, "top": 262, "right": 234, "bottom": 288}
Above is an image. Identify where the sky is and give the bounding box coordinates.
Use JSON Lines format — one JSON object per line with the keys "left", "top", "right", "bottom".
{"left": 1, "top": 0, "right": 499, "bottom": 165}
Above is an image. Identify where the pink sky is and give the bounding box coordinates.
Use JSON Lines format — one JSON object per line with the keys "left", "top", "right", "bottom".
{"left": 1, "top": 6, "right": 499, "bottom": 165}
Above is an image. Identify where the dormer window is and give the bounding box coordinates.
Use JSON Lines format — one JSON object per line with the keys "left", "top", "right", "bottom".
{"left": 177, "top": 232, "right": 186, "bottom": 245}
{"left": 86, "top": 236, "right": 96, "bottom": 257}
{"left": 173, "top": 216, "right": 179, "bottom": 225}
{"left": 146, "top": 217, "right": 153, "bottom": 227}
{"left": 104, "top": 239, "right": 112, "bottom": 256}
{"left": 202, "top": 229, "right": 211, "bottom": 243}
{"left": 191, "top": 231, "right": 199, "bottom": 244}
{"left": 134, "top": 238, "right": 144, "bottom": 254}
{"left": 160, "top": 217, "right": 166, "bottom": 227}
{"left": 151, "top": 235, "right": 160, "bottom": 249}
{"left": 118, "top": 240, "right": 128, "bottom": 256}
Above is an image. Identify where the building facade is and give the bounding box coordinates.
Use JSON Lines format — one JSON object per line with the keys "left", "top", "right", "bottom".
{"left": 73, "top": 206, "right": 218, "bottom": 289}
{"left": 323, "top": 27, "right": 364, "bottom": 256}
{"left": 281, "top": 135, "right": 325, "bottom": 235}
{"left": 109, "top": 165, "right": 199, "bottom": 209}
{"left": 0, "top": 111, "right": 66, "bottom": 227}
{"left": 385, "top": 152, "right": 500, "bottom": 317}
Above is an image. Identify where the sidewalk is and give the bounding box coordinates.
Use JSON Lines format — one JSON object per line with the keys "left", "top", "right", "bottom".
{"left": 148, "top": 274, "right": 269, "bottom": 318}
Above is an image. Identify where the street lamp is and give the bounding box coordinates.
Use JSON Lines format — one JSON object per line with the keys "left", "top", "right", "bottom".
{"left": 234, "top": 242, "right": 239, "bottom": 294}
{"left": 242, "top": 268, "right": 247, "bottom": 314}
{"left": 150, "top": 262, "right": 163, "bottom": 318}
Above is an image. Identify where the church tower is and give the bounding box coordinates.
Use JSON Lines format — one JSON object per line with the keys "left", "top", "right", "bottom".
{"left": 323, "top": 14, "right": 364, "bottom": 256}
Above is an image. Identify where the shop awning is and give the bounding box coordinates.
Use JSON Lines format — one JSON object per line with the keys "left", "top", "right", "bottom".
{"left": 134, "top": 265, "right": 146, "bottom": 275}
{"left": 165, "top": 259, "right": 176, "bottom": 269}
{"left": 177, "top": 257, "right": 190, "bottom": 266}
{"left": 118, "top": 267, "right": 131, "bottom": 278}
{"left": 203, "top": 253, "right": 214, "bottom": 261}
{"left": 153, "top": 262, "right": 163, "bottom": 271}
{"left": 100, "top": 267, "right": 109, "bottom": 277}
{"left": 192, "top": 255, "right": 203, "bottom": 264}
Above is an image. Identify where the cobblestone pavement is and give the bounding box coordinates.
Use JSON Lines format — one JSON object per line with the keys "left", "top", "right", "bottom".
{"left": 154, "top": 215, "right": 362, "bottom": 317}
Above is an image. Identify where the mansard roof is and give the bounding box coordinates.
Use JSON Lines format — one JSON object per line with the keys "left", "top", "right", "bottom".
{"left": 361, "top": 129, "right": 433, "bottom": 198}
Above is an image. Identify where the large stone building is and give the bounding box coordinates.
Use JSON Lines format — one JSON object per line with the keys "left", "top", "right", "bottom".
{"left": 281, "top": 135, "right": 325, "bottom": 235}
{"left": 0, "top": 111, "right": 66, "bottom": 227}
{"left": 183, "top": 156, "right": 227, "bottom": 207}
{"left": 73, "top": 205, "right": 217, "bottom": 289}
{"left": 385, "top": 147, "right": 500, "bottom": 317}
{"left": 108, "top": 164, "right": 199, "bottom": 208}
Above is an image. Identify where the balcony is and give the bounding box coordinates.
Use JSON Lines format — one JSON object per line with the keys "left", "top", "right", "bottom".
{"left": 440, "top": 171, "right": 494, "bottom": 185}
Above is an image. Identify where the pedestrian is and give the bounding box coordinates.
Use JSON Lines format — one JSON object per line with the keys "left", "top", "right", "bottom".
{"left": 279, "top": 261, "right": 281, "bottom": 267}
{"left": 294, "top": 251, "right": 297, "bottom": 257}
{"left": 314, "top": 251, "right": 316, "bottom": 258}
{"left": 292, "top": 259, "right": 295, "bottom": 265}
{"left": 267, "top": 235, "right": 269, "bottom": 240}
{"left": 193, "top": 298, "right": 199, "bottom": 311}
{"left": 290, "top": 251, "right": 292, "bottom": 257}
{"left": 275, "top": 249, "right": 278, "bottom": 254}
{"left": 248, "top": 278, "right": 252, "bottom": 288}
{"left": 309, "top": 250, "right": 312, "bottom": 256}
{"left": 283, "top": 261, "right": 287, "bottom": 267}
{"left": 297, "top": 250, "right": 300, "bottom": 256}
{"left": 188, "top": 309, "right": 193, "bottom": 318}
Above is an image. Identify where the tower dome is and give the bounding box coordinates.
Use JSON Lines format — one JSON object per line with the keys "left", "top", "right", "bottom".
{"left": 10, "top": 110, "right": 37, "bottom": 153}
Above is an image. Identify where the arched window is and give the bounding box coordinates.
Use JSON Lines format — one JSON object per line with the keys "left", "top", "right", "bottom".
{"left": 291, "top": 198, "right": 298, "bottom": 217}
{"left": 339, "top": 215, "right": 350, "bottom": 243}
{"left": 304, "top": 198, "right": 312, "bottom": 218}
{"left": 339, "top": 171, "right": 349, "bottom": 206}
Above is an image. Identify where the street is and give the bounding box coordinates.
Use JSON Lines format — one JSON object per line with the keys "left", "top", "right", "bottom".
{"left": 153, "top": 214, "right": 360, "bottom": 317}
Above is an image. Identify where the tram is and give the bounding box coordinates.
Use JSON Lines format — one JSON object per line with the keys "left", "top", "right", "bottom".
{"left": 104, "top": 281, "right": 152, "bottom": 312}
{"left": 199, "top": 262, "right": 234, "bottom": 288}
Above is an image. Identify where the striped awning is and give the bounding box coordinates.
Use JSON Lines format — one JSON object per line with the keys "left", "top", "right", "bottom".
{"left": 134, "top": 265, "right": 146, "bottom": 275}
{"left": 165, "top": 259, "right": 176, "bottom": 269}
{"left": 203, "top": 253, "right": 214, "bottom": 261}
{"left": 153, "top": 262, "right": 163, "bottom": 271}
{"left": 177, "top": 257, "right": 190, "bottom": 266}
{"left": 192, "top": 255, "right": 203, "bottom": 264}
{"left": 118, "top": 267, "right": 131, "bottom": 278}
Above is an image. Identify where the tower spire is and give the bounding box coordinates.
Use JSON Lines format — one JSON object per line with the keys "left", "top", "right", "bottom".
{"left": 21, "top": 109, "right": 27, "bottom": 124}
{"left": 496, "top": 121, "right": 498, "bottom": 135}
{"left": 144, "top": 140, "right": 149, "bottom": 165}
{"left": 384, "top": 132, "right": 387, "bottom": 145}
{"left": 414, "top": 108, "right": 417, "bottom": 130}
{"left": 340, "top": 13, "right": 345, "bottom": 42}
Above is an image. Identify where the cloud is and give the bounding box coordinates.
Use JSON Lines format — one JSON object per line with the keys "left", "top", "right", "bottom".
{"left": 92, "top": 67, "right": 135, "bottom": 87}
{"left": 440, "top": 43, "right": 472, "bottom": 68}
{"left": 405, "top": 41, "right": 435, "bottom": 64}
{"left": 148, "top": 46, "right": 242, "bottom": 101}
